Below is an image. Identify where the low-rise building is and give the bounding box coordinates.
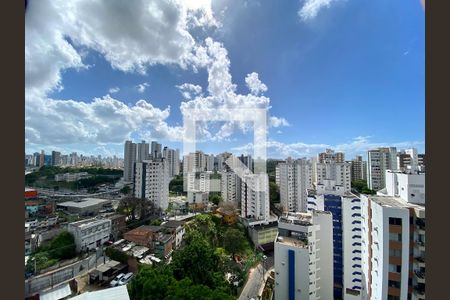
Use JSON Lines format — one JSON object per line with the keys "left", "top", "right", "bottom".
{"left": 57, "top": 198, "right": 112, "bottom": 216}
{"left": 123, "top": 225, "right": 173, "bottom": 259}
{"left": 161, "top": 220, "right": 185, "bottom": 249}
{"left": 108, "top": 214, "right": 127, "bottom": 241}
{"left": 54, "top": 172, "right": 91, "bottom": 182}
{"left": 68, "top": 218, "right": 112, "bottom": 252}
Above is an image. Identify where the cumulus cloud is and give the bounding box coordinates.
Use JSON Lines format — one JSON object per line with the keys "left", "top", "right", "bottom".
{"left": 298, "top": 0, "right": 337, "bottom": 21}
{"left": 245, "top": 72, "right": 268, "bottom": 95}
{"left": 108, "top": 87, "right": 120, "bottom": 94}
{"left": 25, "top": 94, "right": 183, "bottom": 145}
{"left": 25, "top": 0, "right": 217, "bottom": 147}
{"left": 233, "top": 136, "right": 424, "bottom": 159}
{"left": 25, "top": 1, "right": 287, "bottom": 147}
{"left": 176, "top": 83, "right": 203, "bottom": 99}
{"left": 137, "top": 82, "right": 150, "bottom": 93}
{"left": 25, "top": 0, "right": 218, "bottom": 96}
{"left": 179, "top": 38, "right": 279, "bottom": 141}
{"left": 269, "top": 116, "right": 290, "bottom": 128}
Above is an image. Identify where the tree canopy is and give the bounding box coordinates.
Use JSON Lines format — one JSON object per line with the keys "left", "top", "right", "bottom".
{"left": 223, "top": 228, "right": 246, "bottom": 257}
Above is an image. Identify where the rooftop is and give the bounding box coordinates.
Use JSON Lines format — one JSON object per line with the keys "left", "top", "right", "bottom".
{"left": 279, "top": 212, "right": 314, "bottom": 226}
{"left": 370, "top": 195, "right": 425, "bottom": 210}
{"left": 69, "top": 217, "right": 110, "bottom": 228}
{"left": 58, "top": 198, "right": 110, "bottom": 208}
{"left": 275, "top": 235, "right": 308, "bottom": 249}
{"left": 70, "top": 285, "right": 130, "bottom": 300}
{"left": 162, "top": 220, "right": 185, "bottom": 228}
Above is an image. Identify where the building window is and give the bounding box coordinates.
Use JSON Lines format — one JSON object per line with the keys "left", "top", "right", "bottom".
{"left": 389, "top": 233, "right": 402, "bottom": 241}
{"left": 389, "top": 217, "right": 402, "bottom": 225}
{"left": 388, "top": 280, "right": 401, "bottom": 289}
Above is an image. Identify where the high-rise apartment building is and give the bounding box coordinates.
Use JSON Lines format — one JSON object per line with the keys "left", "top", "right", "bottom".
{"left": 137, "top": 140, "right": 149, "bottom": 163}
{"left": 308, "top": 184, "right": 363, "bottom": 300}
{"left": 150, "top": 141, "right": 162, "bottom": 159}
{"left": 360, "top": 170, "right": 425, "bottom": 300}
{"left": 241, "top": 173, "right": 270, "bottom": 222}
{"left": 351, "top": 155, "right": 368, "bottom": 182}
{"left": 221, "top": 171, "right": 242, "bottom": 204}
{"left": 124, "top": 141, "right": 137, "bottom": 182}
{"left": 163, "top": 147, "right": 180, "bottom": 178}
{"left": 274, "top": 211, "right": 334, "bottom": 300}
{"left": 238, "top": 154, "right": 253, "bottom": 172}
{"left": 278, "top": 158, "right": 313, "bottom": 213}
{"left": 316, "top": 161, "right": 352, "bottom": 194}
{"left": 397, "top": 148, "right": 420, "bottom": 172}
{"left": 319, "top": 149, "right": 345, "bottom": 163}
{"left": 206, "top": 154, "right": 215, "bottom": 171}
{"left": 39, "top": 150, "right": 45, "bottom": 167}
{"left": 133, "top": 158, "right": 169, "bottom": 210}
{"left": 367, "top": 147, "right": 397, "bottom": 191}
{"left": 51, "top": 151, "right": 61, "bottom": 166}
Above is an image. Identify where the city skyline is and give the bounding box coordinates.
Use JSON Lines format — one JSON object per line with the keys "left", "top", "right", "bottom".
{"left": 25, "top": 0, "right": 424, "bottom": 158}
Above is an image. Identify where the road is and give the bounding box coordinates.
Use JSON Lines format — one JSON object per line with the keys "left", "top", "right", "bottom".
{"left": 238, "top": 250, "right": 274, "bottom": 300}
{"left": 36, "top": 187, "right": 121, "bottom": 198}
{"left": 239, "top": 263, "right": 266, "bottom": 300}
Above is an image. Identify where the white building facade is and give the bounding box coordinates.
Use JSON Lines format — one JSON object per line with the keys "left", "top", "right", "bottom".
{"left": 240, "top": 173, "right": 270, "bottom": 222}
{"left": 278, "top": 158, "right": 313, "bottom": 213}
{"left": 360, "top": 170, "right": 425, "bottom": 300}
{"left": 134, "top": 159, "right": 169, "bottom": 210}
{"left": 274, "top": 211, "right": 334, "bottom": 300}
{"left": 68, "top": 218, "right": 111, "bottom": 252}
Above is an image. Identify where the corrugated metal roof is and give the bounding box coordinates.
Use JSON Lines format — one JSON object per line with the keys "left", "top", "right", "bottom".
{"left": 40, "top": 283, "right": 72, "bottom": 300}
{"left": 70, "top": 285, "right": 130, "bottom": 300}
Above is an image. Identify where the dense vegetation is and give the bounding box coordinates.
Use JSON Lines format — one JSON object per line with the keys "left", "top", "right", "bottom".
{"left": 25, "top": 165, "right": 122, "bottom": 190}
{"left": 117, "top": 196, "right": 162, "bottom": 221}
{"left": 209, "top": 192, "right": 222, "bottom": 205}
{"left": 351, "top": 179, "right": 377, "bottom": 195}
{"left": 128, "top": 214, "right": 255, "bottom": 299}
{"left": 169, "top": 175, "right": 184, "bottom": 195}
{"left": 26, "top": 231, "right": 77, "bottom": 274}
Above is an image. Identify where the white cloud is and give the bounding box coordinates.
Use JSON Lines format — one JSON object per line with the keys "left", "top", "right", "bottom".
{"left": 245, "top": 72, "right": 268, "bottom": 95}
{"left": 269, "top": 116, "right": 290, "bottom": 128}
{"left": 179, "top": 38, "right": 275, "bottom": 141}
{"left": 108, "top": 87, "right": 120, "bottom": 94}
{"left": 176, "top": 83, "right": 203, "bottom": 99}
{"left": 25, "top": 0, "right": 218, "bottom": 96}
{"left": 232, "top": 136, "right": 424, "bottom": 159}
{"left": 298, "top": 0, "right": 336, "bottom": 21}
{"left": 25, "top": 93, "right": 183, "bottom": 145}
{"left": 25, "top": 1, "right": 287, "bottom": 148}
{"left": 137, "top": 82, "right": 150, "bottom": 93}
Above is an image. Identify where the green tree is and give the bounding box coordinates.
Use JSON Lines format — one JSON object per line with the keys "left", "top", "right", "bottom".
{"left": 171, "top": 235, "right": 227, "bottom": 291}
{"left": 269, "top": 181, "right": 280, "bottom": 203}
{"left": 105, "top": 247, "right": 129, "bottom": 264}
{"left": 128, "top": 265, "right": 174, "bottom": 300}
{"left": 169, "top": 175, "right": 184, "bottom": 194}
{"left": 184, "top": 214, "right": 218, "bottom": 246}
{"left": 120, "top": 185, "right": 131, "bottom": 195}
{"left": 48, "top": 231, "right": 76, "bottom": 260}
{"left": 165, "top": 278, "right": 234, "bottom": 300}
{"left": 209, "top": 192, "right": 222, "bottom": 205}
{"left": 223, "top": 228, "right": 246, "bottom": 257}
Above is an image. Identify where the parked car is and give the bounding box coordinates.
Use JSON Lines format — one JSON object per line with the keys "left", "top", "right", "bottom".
{"left": 110, "top": 273, "right": 125, "bottom": 287}
{"left": 118, "top": 272, "right": 133, "bottom": 286}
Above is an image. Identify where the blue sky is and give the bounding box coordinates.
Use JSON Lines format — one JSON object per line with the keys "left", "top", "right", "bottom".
{"left": 25, "top": 0, "right": 424, "bottom": 159}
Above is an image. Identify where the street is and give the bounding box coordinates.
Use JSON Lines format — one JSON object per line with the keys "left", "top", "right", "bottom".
{"left": 238, "top": 251, "right": 274, "bottom": 300}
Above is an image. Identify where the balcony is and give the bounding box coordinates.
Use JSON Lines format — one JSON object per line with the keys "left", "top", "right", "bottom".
{"left": 414, "top": 257, "right": 425, "bottom": 268}
{"left": 414, "top": 270, "right": 426, "bottom": 284}
{"left": 415, "top": 240, "right": 425, "bottom": 251}
{"left": 413, "top": 286, "right": 425, "bottom": 299}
